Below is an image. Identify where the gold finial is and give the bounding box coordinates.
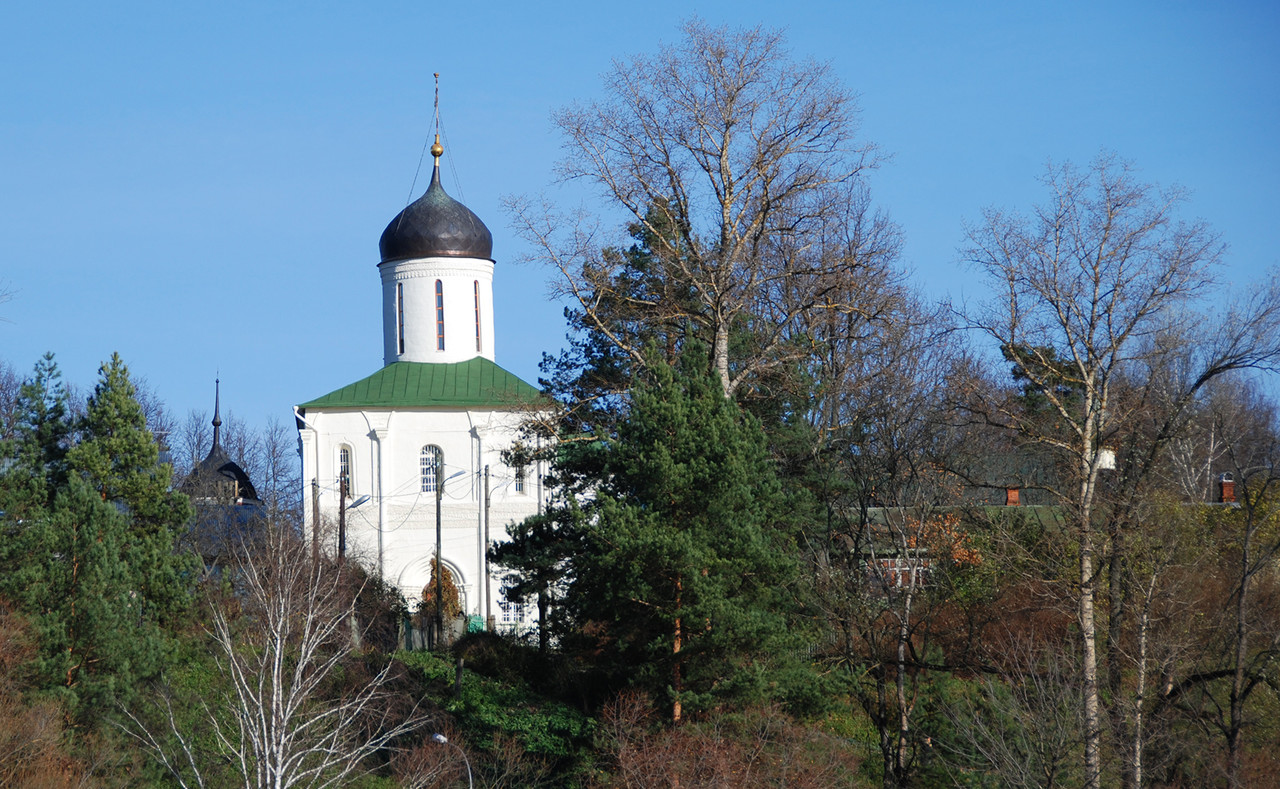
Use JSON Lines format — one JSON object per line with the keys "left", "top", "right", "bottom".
{"left": 431, "top": 73, "right": 443, "bottom": 160}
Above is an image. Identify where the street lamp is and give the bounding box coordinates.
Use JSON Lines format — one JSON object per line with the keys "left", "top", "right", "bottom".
{"left": 435, "top": 462, "right": 467, "bottom": 649}
{"left": 431, "top": 733, "right": 473, "bottom": 789}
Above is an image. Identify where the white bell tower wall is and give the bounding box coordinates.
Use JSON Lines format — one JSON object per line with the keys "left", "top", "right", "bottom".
{"left": 380, "top": 256, "right": 496, "bottom": 365}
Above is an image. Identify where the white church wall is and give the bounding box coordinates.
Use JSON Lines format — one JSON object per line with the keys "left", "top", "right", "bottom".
{"left": 298, "top": 405, "right": 543, "bottom": 620}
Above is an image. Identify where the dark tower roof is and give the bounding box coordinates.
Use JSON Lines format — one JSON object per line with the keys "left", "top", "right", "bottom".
{"left": 378, "top": 141, "right": 493, "bottom": 263}
{"left": 183, "top": 380, "right": 260, "bottom": 504}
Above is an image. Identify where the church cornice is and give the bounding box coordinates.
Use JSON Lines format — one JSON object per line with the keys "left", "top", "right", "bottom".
{"left": 379, "top": 259, "right": 494, "bottom": 282}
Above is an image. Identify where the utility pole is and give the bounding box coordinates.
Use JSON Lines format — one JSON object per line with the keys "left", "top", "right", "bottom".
{"left": 338, "top": 476, "right": 347, "bottom": 561}
{"left": 311, "top": 478, "right": 320, "bottom": 563}
{"left": 435, "top": 453, "right": 445, "bottom": 650}
{"left": 484, "top": 464, "right": 492, "bottom": 631}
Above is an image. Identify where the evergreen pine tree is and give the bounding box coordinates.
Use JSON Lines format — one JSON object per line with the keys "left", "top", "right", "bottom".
{"left": 68, "top": 353, "right": 189, "bottom": 524}
{"left": 67, "top": 353, "right": 195, "bottom": 632}
{"left": 527, "top": 346, "right": 809, "bottom": 720}
{"left": 0, "top": 354, "right": 74, "bottom": 648}
{"left": 0, "top": 353, "right": 71, "bottom": 517}
{"left": 39, "top": 477, "right": 173, "bottom": 715}
{"left": 490, "top": 502, "right": 586, "bottom": 652}
{"left": 0, "top": 353, "right": 196, "bottom": 721}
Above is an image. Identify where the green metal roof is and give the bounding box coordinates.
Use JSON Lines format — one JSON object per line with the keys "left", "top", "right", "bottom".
{"left": 298, "top": 358, "right": 543, "bottom": 411}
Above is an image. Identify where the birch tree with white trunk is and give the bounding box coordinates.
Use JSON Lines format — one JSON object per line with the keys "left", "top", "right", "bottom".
{"left": 123, "top": 524, "right": 429, "bottom": 789}
{"left": 962, "top": 152, "right": 1280, "bottom": 788}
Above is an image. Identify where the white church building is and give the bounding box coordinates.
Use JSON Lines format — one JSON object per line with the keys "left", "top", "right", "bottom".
{"left": 295, "top": 137, "right": 544, "bottom": 632}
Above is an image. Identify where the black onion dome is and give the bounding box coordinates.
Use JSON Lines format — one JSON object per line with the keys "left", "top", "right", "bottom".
{"left": 379, "top": 163, "right": 493, "bottom": 263}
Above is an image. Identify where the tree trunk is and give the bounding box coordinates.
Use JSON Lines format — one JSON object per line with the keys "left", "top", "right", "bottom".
{"left": 537, "top": 589, "right": 549, "bottom": 653}
{"left": 713, "top": 319, "right": 732, "bottom": 398}
{"left": 873, "top": 657, "right": 895, "bottom": 789}
{"left": 1111, "top": 521, "right": 1133, "bottom": 789}
{"left": 895, "top": 586, "right": 914, "bottom": 786}
{"left": 1227, "top": 522, "right": 1251, "bottom": 789}
{"left": 1131, "top": 574, "right": 1157, "bottom": 789}
{"left": 1081, "top": 535, "right": 1101, "bottom": 789}
{"left": 673, "top": 577, "right": 683, "bottom": 724}
{"left": 1080, "top": 437, "right": 1103, "bottom": 789}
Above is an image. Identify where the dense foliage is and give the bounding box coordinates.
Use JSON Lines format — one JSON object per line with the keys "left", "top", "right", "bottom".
{"left": 0, "top": 353, "right": 195, "bottom": 723}
{"left": 506, "top": 347, "right": 814, "bottom": 720}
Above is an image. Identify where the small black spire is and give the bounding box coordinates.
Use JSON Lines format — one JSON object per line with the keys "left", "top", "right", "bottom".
{"left": 212, "top": 378, "right": 222, "bottom": 451}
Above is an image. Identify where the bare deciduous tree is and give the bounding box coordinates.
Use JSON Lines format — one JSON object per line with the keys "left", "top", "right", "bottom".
{"left": 131, "top": 374, "right": 175, "bottom": 456}
{"left": 122, "top": 524, "right": 429, "bottom": 789}
{"left": 0, "top": 358, "right": 20, "bottom": 443}
{"left": 394, "top": 725, "right": 553, "bottom": 789}
{"left": 173, "top": 408, "right": 213, "bottom": 475}
{"left": 257, "top": 416, "right": 302, "bottom": 515}
{"left": 392, "top": 723, "right": 468, "bottom": 789}
{"left": 509, "top": 19, "right": 896, "bottom": 397}
{"left": 962, "top": 152, "right": 1280, "bottom": 788}
{"left": 943, "top": 633, "right": 1085, "bottom": 789}
{"left": 597, "top": 692, "right": 864, "bottom": 788}
{"left": 1209, "top": 427, "right": 1280, "bottom": 788}
{"left": 803, "top": 311, "right": 980, "bottom": 787}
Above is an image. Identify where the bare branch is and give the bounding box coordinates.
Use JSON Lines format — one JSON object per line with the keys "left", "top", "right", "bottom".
{"left": 515, "top": 19, "right": 894, "bottom": 397}
{"left": 121, "top": 523, "right": 431, "bottom": 788}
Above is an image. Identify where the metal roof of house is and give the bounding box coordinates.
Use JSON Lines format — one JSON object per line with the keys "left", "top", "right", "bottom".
{"left": 297, "top": 358, "right": 542, "bottom": 411}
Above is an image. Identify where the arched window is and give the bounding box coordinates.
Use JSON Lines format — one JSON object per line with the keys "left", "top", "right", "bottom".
{"left": 514, "top": 466, "right": 526, "bottom": 495}
{"left": 337, "top": 445, "right": 352, "bottom": 496}
{"left": 474, "top": 280, "right": 482, "bottom": 353}
{"left": 396, "top": 282, "right": 405, "bottom": 355}
{"left": 421, "top": 445, "right": 443, "bottom": 493}
{"left": 435, "top": 280, "right": 445, "bottom": 351}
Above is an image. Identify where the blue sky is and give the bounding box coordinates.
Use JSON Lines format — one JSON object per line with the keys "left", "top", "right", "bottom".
{"left": 2, "top": 1, "right": 1277, "bottom": 431}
